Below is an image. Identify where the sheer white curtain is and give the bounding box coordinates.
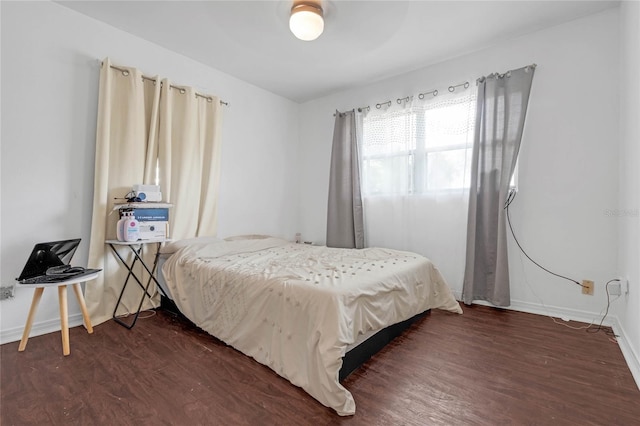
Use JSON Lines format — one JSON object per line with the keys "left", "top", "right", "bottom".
{"left": 86, "top": 59, "right": 223, "bottom": 325}
{"left": 362, "top": 86, "right": 476, "bottom": 292}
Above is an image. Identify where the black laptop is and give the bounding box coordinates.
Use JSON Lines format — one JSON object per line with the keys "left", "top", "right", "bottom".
{"left": 16, "top": 239, "right": 101, "bottom": 284}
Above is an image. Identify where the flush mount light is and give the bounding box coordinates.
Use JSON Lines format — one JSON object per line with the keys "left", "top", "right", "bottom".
{"left": 289, "top": 3, "right": 324, "bottom": 41}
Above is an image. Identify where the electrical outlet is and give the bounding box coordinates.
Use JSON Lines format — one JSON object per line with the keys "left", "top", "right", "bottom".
{"left": 582, "top": 280, "right": 594, "bottom": 295}
{"left": 0, "top": 285, "right": 15, "bottom": 300}
{"left": 621, "top": 278, "right": 629, "bottom": 295}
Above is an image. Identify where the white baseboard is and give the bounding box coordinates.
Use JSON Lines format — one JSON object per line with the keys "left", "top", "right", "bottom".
{"left": 612, "top": 318, "right": 640, "bottom": 392}
{"left": 0, "top": 313, "right": 84, "bottom": 345}
{"left": 454, "top": 293, "right": 640, "bottom": 391}
{"left": 499, "top": 298, "right": 616, "bottom": 326}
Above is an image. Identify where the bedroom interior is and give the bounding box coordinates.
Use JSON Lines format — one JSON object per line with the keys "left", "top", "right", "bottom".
{"left": 1, "top": 0, "right": 639, "bottom": 422}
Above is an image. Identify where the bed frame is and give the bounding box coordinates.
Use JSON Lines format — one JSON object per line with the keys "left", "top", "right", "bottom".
{"left": 338, "top": 309, "right": 430, "bottom": 380}
{"left": 160, "top": 296, "right": 430, "bottom": 381}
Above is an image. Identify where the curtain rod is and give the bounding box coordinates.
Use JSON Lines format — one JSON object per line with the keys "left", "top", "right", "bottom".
{"left": 107, "top": 64, "right": 229, "bottom": 106}
{"left": 333, "top": 105, "right": 370, "bottom": 117}
{"left": 476, "top": 63, "right": 537, "bottom": 84}
{"left": 338, "top": 78, "right": 472, "bottom": 115}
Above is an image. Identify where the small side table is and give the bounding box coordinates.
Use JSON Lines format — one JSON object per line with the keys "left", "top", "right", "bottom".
{"left": 18, "top": 271, "right": 100, "bottom": 356}
{"left": 105, "top": 239, "right": 170, "bottom": 329}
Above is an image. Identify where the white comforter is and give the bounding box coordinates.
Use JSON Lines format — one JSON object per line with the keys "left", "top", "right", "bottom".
{"left": 162, "top": 237, "right": 462, "bottom": 415}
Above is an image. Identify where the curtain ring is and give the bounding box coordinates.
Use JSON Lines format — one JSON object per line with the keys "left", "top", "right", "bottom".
{"left": 418, "top": 89, "right": 438, "bottom": 99}
{"left": 180, "top": 88, "right": 186, "bottom": 94}
{"left": 449, "top": 82, "right": 469, "bottom": 92}
{"left": 122, "top": 70, "right": 130, "bottom": 77}
{"left": 207, "top": 97, "right": 213, "bottom": 103}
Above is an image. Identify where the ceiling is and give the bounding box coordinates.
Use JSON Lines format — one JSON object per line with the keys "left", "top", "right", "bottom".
{"left": 58, "top": 1, "right": 618, "bottom": 103}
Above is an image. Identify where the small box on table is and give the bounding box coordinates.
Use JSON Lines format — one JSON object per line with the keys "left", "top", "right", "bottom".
{"left": 138, "top": 221, "right": 169, "bottom": 240}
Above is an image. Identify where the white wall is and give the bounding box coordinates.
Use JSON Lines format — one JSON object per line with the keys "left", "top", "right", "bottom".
{"left": 617, "top": 0, "right": 640, "bottom": 386}
{"left": 299, "top": 10, "right": 620, "bottom": 320}
{"left": 0, "top": 1, "right": 299, "bottom": 342}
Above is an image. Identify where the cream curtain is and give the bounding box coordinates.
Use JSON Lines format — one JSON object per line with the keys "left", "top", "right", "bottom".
{"left": 158, "top": 80, "right": 223, "bottom": 240}
{"left": 85, "top": 58, "right": 223, "bottom": 325}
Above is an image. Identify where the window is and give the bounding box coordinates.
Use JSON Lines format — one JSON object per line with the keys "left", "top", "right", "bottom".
{"left": 362, "top": 88, "right": 477, "bottom": 195}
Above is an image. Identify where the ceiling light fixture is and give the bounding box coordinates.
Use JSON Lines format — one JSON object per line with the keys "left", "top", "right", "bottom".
{"left": 289, "top": 3, "right": 324, "bottom": 41}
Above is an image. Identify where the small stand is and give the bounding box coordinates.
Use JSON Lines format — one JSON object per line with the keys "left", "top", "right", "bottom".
{"left": 18, "top": 272, "right": 100, "bottom": 356}
{"left": 105, "top": 239, "right": 170, "bottom": 329}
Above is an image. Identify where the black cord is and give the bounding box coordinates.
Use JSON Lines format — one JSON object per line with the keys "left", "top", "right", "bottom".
{"left": 505, "top": 190, "right": 620, "bottom": 338}
{"left": 586, "top": 279, "right": 620, "bottom": 337}
{"left": 505, "top": 189, "right": 584, "bottom": 288}
{"left": 113, "top": 191, "right": 141, "bottom": 202}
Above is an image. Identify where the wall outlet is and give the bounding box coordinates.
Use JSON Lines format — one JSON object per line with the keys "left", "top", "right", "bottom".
{"left": 0, "top": 285, "right": 15, "bottom": 300}
{"left": 582, "top": 280, "right": 594, "bottom": 295}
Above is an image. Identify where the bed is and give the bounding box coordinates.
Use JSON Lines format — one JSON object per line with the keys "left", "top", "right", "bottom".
{"left": 158, "top": 236, "right": 462, "bottom": 416}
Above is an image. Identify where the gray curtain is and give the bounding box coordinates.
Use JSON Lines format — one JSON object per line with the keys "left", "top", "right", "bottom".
{"left": 326, "top": 110, "right": 364, "bottom": 248}
{"left": 462, "top": 64, "right": 536, "bottom": 306}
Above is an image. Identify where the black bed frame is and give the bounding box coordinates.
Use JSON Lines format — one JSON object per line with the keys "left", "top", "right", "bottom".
{"left": 160, "top": 296, "right": 430, "bottom": 381}
{"left": 338, "top": 309, "right": 430, "bottom": 381}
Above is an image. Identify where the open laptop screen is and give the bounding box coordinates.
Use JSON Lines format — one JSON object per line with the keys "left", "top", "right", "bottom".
{"left": 16, "top": 239, "right": 81, "bottom": 281}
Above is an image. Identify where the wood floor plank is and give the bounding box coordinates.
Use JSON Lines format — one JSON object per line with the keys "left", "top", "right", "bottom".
{"left": 2, "top": 304, "right": 639, "bottom": 425}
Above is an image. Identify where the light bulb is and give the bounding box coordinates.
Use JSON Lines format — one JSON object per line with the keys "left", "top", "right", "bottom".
{"left": 289, "top": 4, "right": 324, "bottom": 41}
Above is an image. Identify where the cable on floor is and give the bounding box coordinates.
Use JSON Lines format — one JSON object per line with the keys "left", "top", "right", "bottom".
{"left": 115, "top": 309, "right": 157, "bottom": 320}
{"left": 586, "top": 279, "right": 620, "bottom": 339}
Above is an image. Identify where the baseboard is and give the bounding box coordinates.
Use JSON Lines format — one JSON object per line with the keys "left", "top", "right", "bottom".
{"left": 611, "top": 318, "right": 640, "bottom": 391}
{"left": 454, "top": 292, "right": 640, "bottom": 391}
{"left": 0, "top": 313, "right": 84, "bottom": 345}
{"left": 499, "top": 298, "right": 616, "bottom": 326}
{"left": 453, "top": 291, "right": 611, "bottom": 324}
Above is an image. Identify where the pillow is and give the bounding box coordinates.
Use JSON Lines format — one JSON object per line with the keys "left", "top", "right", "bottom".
{"left": 160, "top": 236, "right": 223, "bottom": 254}
{"left": 224, "top": 234, "right": 272, "bottom": 241}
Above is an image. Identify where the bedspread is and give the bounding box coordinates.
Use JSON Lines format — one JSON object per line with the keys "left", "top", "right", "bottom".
{"left": 161, "top": 237, "right": 462, "bottom": 415}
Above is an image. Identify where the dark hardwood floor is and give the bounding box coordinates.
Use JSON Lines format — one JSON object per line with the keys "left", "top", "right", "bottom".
{"left": 2, "top": 304, "right": 639, "bottom": 425}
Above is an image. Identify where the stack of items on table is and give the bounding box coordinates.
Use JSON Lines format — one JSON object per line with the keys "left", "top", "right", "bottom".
{"left": 114, "top": 185, "right": 172, "bottom": 241}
